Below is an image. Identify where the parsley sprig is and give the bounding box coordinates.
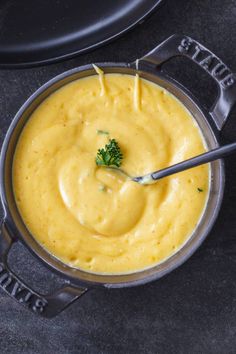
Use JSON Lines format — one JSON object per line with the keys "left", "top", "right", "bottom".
{"left": 96, "top": 139, "right": 123, "bottom": 168}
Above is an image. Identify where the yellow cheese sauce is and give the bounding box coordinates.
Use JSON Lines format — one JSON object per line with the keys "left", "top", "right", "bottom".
{"left": 13, "top": 73, "right": 209, "bottom": 274}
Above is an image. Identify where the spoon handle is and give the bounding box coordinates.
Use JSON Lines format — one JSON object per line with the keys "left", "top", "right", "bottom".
{"left": 151, "top": 142, "right": 236, "bottom": 181}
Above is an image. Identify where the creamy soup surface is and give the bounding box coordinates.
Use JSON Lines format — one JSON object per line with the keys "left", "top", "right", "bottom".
{"left": 13, "top": 71, "right": 209, "bottom": 274}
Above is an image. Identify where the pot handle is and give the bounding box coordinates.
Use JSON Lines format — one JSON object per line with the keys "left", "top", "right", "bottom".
{"left": 0, "top": 223, "right": 88, "bottom": 318}
{"left": 137, "top": 34, "right": 236, "bottom": 130}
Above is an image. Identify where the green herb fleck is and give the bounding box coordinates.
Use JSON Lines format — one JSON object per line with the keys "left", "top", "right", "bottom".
{"left": 96, "top": 138, "right": 123, "bottom": 168}
{"left": 197, "top": 188, "right": 204, "bottom": 192}
{"left": 98, "top": 184, "right": 106, "bottom": 192}
{"left": 97, "top": 129, "right": 109, "bottom": 135}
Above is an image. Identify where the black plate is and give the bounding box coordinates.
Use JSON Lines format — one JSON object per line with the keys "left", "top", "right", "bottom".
{"left": 0, "top": 0, "right": 162, "bottom": 68}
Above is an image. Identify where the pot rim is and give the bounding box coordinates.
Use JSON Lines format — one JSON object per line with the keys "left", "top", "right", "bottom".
{"left": 0, "top": 62, "right": 225, "bottom": 288}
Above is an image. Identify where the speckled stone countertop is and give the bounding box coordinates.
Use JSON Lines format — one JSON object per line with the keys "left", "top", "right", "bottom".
{"left": 0, "top": 0, "right": 236, "bottom": 353}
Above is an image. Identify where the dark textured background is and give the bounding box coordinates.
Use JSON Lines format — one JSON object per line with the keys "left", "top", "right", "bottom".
{"left": 1, "top": 0, "right": 236, "bottom": 353}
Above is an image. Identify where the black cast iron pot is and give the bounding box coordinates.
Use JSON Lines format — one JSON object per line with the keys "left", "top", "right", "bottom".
{"left": 0, "top": 35, "right": 236, "bottom": 318}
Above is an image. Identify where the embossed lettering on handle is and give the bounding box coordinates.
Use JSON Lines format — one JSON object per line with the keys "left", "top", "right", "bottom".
{"left": 0, "top": 223, "right": 88, "bottom": 317}
{"left": 0, "top": 261, "right": 48, "bottom": 313}
{"left": 178, "top": 37, "right": 235, "bottom": 90}
{"left": 137, "top": 34, "right": 236, "bottom": 130}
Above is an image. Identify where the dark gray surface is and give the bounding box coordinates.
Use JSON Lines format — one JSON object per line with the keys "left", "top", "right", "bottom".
{"left": 0, "top": 0, "right": 236, "bottom": 353}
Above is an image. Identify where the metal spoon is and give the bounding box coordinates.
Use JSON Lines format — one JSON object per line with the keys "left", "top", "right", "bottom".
{"left": 132, "top": 142, "right": 236, "bottom": 185}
